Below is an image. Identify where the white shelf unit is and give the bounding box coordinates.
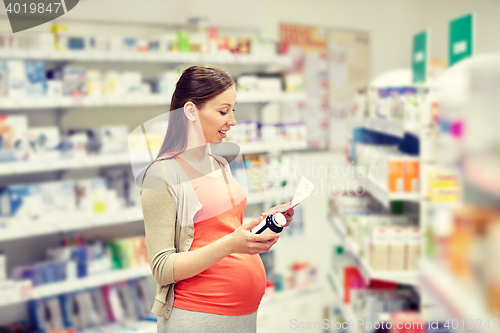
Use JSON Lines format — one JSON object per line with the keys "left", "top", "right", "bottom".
{"left": 358, "top": 118, "right": 405, "bottom": 138}
{"left": 0, "top": 154, "right": 134, "bottom": 176}
{"left": 0, "top": 207, "right": 144, "bottom": 242}
{"left": 0, "top": 141, "right": 308, "bottom": 176}
{"left": 325, "top": 69, "right": 423, "bottom": 333}
{"left": 358, "top": 69, "right": 424, "bottom": 139}
{"left": 328, "top": 216, "right": 418, "bottom": 286}
{"left": 360, "top": 174, "right": 420, "bottom": 208}
{"left": 420, "top": 260, "right": 500, "bottom": 333}
{"left": 0, "top": 190, "right": 296, "bottom": 242}
{"left": 418, "top": 55, "right": 500, "bottom": 332}
{"left": 0, "top": 265, "right": 151, "bottom": 308}
{"left": 0, "top": 50, "right": 292, "bottom": 66}
{"left": 0, "top": 41, "right": 310, "bottom": 330}
{"left": 327, "top": 270, "right": 359, "bottom": 333}
{"left": 237, "top": 140, "right": 308, "bottom": 155}
{"left": 0, "top": 92, "right": 307, "bottom": 110}
{"left": 357, "top": 117, "right": 422, "bottom": 139}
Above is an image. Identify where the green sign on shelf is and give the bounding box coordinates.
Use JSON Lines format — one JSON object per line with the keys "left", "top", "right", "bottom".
{"left": 449, "top": 13, "right": 474, "bottom": 66}
{"left": 412, "top": 31, "right": 428, "bottom": 83}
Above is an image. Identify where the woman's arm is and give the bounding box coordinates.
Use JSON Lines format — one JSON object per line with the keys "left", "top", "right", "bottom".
{"left": 173, "top": 216, "right": 279, "bottom": 282}
{"left": 141, "top": 187, "right": 178, "bottom": 286}
{"left": 142, "top": 187, "right": 279, "bottom": 285}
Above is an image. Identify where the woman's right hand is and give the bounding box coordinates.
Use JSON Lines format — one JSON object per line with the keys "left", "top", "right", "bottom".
{"left": 226, "top": 216, "right": 279, "bottom": 255}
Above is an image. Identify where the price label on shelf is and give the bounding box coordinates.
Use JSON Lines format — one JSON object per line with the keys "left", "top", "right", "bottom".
{"left": 429, "top": 169, "right": 461, "bottom": 202}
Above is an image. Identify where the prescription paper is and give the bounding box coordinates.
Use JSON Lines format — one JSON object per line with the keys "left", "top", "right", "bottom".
{"left": 262, "top": 176, "right": 315, "bottom": 215}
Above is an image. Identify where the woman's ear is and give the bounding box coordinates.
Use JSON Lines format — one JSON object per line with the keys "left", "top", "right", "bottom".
{"left": 184, "top": 102, "right": 197, "bottom": 122}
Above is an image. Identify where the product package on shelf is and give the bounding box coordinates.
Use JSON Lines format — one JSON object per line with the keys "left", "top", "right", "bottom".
{"left": 66, "top": 125, "right": 128, "bottom": 156}
{"left": 0, "top": 183, "right": 44, "bottom": 224}
{"left": 27, "top": 126, "right": 60, "bottom": 160}
{"left": 428, "top": 205, "right": 500, "bottom": 313}
{"left": 22, "top": 277, "right": 155, "bottom": 333}
{"left": 355, "top": 142, "right": 420, "bottom": 194}
{"left": 75, "top": 178, "right": 116, "bottom": 215}
{"left": 367, "top": 86, "right": 421, "bottom": 126}
{"left": 328, "top": 275, "right": 420, "bottom": 333}
{"left": 0, "top": 60, "right": 182, "bottom": 102}
{"left": 39, "top": 180, "right": 77, "bottom": 218}
{"left": 244, "top": 154, "right": 265, "bottom": 194}
{"left": 25, "top": 61, "right": 47, "bottom": 96}
{"left": 62, "top": 67, "right": 86, "bottom": 97}
{"left": 224, "top": 119, "right": 258, "bottom": 144}
{"left": 330, "top": 194, "right": 419, "bottom": 273}
{"left": 1, "top": 22, "right": 284, "bottom": 60}
{"left": 107, "top": 236, "right": 148, "bottom": 270}
{"left": 261, "top": 256, "right": 317, "bottom": 297}
{"left": 6, "top": 233, "right": 148, "bottom": 295}
{"left": 0, "top": 115, "right": 29, "bottom": 162}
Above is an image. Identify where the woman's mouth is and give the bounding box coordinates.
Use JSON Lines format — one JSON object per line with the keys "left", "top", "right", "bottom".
{"left": 218, "top": 130, "right": 227, "bottom": 139}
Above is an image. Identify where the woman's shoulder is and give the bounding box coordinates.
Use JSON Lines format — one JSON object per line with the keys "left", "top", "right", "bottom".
{"left": 137, "top": 158, "right": 186, "bottom": 190}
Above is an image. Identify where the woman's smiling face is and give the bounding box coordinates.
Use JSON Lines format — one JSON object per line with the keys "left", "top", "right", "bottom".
{"left": 197, "top": 85, "right": 237, "bottom": 144}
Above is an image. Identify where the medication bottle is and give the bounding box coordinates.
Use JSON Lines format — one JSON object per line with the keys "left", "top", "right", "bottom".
{"left": 252, "top": 213, "right": 286, "bottom": 234}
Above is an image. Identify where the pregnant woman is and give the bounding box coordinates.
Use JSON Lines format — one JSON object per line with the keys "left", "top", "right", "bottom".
{"left": 139, "top": 65, "right": 294, "bottom": 332}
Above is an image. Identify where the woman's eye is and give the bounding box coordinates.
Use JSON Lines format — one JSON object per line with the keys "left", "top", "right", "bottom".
{"left": 220, "top": 111, "right": 228, "bottom": 116}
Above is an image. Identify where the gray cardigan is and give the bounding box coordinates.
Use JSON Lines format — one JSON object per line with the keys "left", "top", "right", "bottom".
{"left": 140, "top": 156, "right": 230, "bottom": 318}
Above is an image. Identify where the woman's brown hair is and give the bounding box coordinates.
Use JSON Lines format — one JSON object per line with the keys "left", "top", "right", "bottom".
{"left": 140, "top": 65, "right": 235, "bottom": 184}
{"left": 157, "top": 65, "right": 235, "bottom": 159}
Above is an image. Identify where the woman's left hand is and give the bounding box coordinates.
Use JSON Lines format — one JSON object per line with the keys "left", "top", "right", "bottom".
{"left": 269, "top": 203, "right": 294, "bottom": 227}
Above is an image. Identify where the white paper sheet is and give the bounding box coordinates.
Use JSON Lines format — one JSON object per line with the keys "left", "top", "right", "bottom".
{"left": 262, "top": 176, "right": 315, "bottom": 215}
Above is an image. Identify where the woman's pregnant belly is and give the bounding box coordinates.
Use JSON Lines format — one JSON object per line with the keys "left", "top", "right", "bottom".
{"left": 173, "top": 253, "right": 266, "bottom": 316}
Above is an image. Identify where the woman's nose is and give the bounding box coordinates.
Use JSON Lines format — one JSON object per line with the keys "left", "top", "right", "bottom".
{"left": 228, "top": 113, "right": 237, "bottom": 126}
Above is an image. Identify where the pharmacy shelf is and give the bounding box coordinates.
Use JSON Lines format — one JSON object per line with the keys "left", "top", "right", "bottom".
{"left": 0, "top": 207, "right": 144, "bottom": 242}
{"left": 328, "top": 216, "right": 358, "bottom": 254}
{"left": 1, "top": 49, "right": 292, "bottom": 66}
{"left": 0, "top": 95, "right": 167, "bottom": 109}
{"left": 360, "top": 175, "right": 420, "bottom": 208}
{"left": 260, "top": 283, "right": 322, "bottom": 304}
{"left": 327, "top": 270, "right": 359, "bottom": 333}
{"left": 328, "top": 216, "right": 418, "bottom": 286}
{"left": 0, "top": 265, "right": 151, "bottom": 307}
{"left": 0, "top": 141, "right": 308, "bottom": 176}
{"left": 237, "top": 91, "right": 307, "bottom": 103}
{"left": 358, "top": 118, "right": 421, "bottom": 138}
{"left": 420, "top": 259, "right": 499, "bottom": 331}
{"left": 0, "top": 153, "right": 136, "bottom": 176}
{"left": 358, "top": 260, "right": 418, "bottom": 287}
{"left": 360, "top": 118, "right": 405, "bottom": 138}
{"left": 0, "top": 92, "right": 306, "bottom": 110}
{"left": 236, "top": 140, "right": 308, "bottom": 155}
{"left": 0, "top": 187, "right": 296, "bottom": 242}
{"left": 327, "top": 269, "right": 345, "bottom": 301}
